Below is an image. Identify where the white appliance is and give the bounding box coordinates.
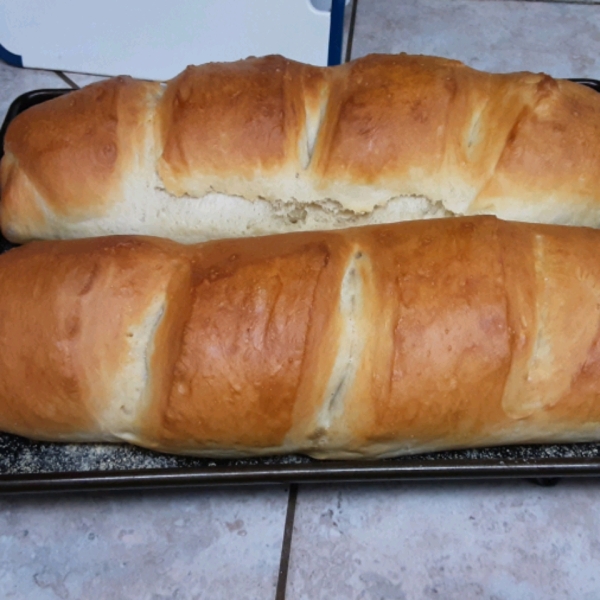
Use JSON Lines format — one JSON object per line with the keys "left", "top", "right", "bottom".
{"left": 0, "top": 0, "right": 345, "bottom": 80}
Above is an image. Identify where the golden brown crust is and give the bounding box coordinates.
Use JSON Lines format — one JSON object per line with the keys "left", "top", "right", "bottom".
{"left": 335, "top": 218, "right": 512, "bottom": 454}
{"left": 2, "top": 217, "right": 600, "bottom": 456}
{"left": 157, "top": 51, "right": 600, "bottom": 219}
{"left": 1, "top": 77, "right": 162, "bottom": 239}
{"left": 100, "top": 217, "right": 600, "bottom": 455}
{"left": 311, "top": 54, "right": 463, "bottom": 193}
{"left": 157, "top": 55, "right": 320, "bottom": 197}
{"left": 151, "top": 234, "right": 336, "bottom": 451}
{"left": 502, "top": 222, "right": 600, "bottom": 432}
{"left": 5, "top": 54, "right": 600, "bottom": 244}
{"left": 474, "top": 77, "right": 600, "bottom": 222}
{"left": 0, "top": 235, "right": 188, "bottom": 441}
{"left": 0, "top": 151, "right": 49, "bottom": 241}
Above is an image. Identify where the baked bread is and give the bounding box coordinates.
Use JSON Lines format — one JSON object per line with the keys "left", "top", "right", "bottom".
{"left": 3, "top": 54, "right": 600, "bottom": 244}
{"left": 1, "top": 215, "right": 600, "bottom": 458}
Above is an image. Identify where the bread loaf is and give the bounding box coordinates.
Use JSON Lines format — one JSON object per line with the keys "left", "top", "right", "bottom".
{"left": 3, "top": 54, "right": 600, "bottom": 244}
{"left": 1, "top": 215, "right": 600, "bottom": 459}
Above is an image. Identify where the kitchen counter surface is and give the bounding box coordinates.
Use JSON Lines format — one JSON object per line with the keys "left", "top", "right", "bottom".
{"left": 2, "top": 1, "right": 600, "bottom": 598}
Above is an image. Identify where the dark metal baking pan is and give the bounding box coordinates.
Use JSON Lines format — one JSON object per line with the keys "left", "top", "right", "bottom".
{"left": 2, "top": 82, "right": 600, "bottom": 494}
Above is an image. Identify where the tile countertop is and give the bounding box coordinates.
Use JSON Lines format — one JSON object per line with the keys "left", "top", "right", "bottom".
{"left": 3, "top": 1, "right": 600, "bottom": 598}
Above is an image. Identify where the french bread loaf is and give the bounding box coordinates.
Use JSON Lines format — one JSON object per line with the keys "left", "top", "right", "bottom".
{"left": 3, "top": 54, "right": 600, "bottom": 244}
{"left": 1, "top": 215, "right": 600, "bottom": 459}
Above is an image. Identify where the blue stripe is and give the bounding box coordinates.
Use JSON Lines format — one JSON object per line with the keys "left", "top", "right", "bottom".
{"left": 0, "top": 44, "right": 23, "bottom": 68}
{"left": 327, "top": 0, "right": 345, "bottom": 66}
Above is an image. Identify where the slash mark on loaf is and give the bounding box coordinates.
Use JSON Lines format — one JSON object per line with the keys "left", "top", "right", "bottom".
{"left": 312, "top": 250, "right": 366, "bottom": 446}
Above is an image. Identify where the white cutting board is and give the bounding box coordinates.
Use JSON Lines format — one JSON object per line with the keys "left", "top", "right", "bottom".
{"left": 0, "top": 0, "right": 332, "bottom": 80}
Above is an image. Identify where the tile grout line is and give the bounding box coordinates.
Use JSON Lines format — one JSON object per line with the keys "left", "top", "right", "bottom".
{"left": 274, "top": 483, "right": 299, "bottom": 600}
{"left": 54, "top": 71, "right": 79, "bottom": 89}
